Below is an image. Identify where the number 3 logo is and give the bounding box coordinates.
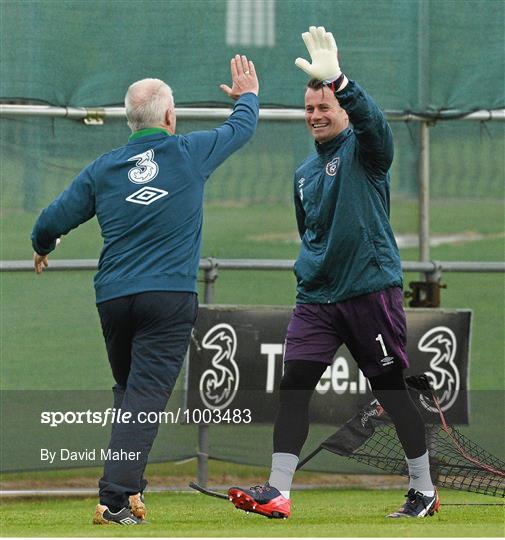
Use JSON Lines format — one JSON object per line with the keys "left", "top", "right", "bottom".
{"left": 127, "top": 149, "right": 159, "bottom": 184}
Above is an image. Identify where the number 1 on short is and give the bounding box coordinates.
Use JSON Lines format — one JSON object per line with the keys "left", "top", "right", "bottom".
{"left": 375, "top": 333, "right": 388, "bottom": 356}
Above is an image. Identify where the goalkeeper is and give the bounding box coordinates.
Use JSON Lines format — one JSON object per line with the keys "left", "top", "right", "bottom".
{"left": 228, "top": 27, "right": 439, "bottom": 520}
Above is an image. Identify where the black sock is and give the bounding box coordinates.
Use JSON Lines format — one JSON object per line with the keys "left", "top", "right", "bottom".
{"left": 273, "top": 360, "right": 327, "bottom": 455}
{"left": 368, "top": 368, "right": 427, "bottom": 459}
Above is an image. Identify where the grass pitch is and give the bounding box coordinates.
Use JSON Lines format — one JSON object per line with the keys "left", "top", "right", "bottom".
{"left": 1, "top": 199, "right": 503, "bottom": 537}
{"left": 1, "top": 488, "right": 504, "bottom": 537}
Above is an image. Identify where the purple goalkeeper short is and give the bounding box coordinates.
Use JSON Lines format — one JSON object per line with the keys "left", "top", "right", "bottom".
{"left": 284, "top": 287, "right": 409, "bottom": 378}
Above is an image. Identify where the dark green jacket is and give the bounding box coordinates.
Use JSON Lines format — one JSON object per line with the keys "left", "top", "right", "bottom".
{"left": 32, "top": 94, "right": 259, "bottom": 303}
{"left": 293, "top": 80, "right": 402, "bottom": 303}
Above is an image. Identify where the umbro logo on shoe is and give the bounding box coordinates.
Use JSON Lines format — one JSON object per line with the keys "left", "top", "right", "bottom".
{"left": 119, "top": 517, "right": 139, "bottom": 525}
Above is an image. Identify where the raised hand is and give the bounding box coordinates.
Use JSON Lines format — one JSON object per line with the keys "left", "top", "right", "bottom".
{"left": 220, "top": 54, "right": 259, "bottom": 100}
{"left": 295, "top": 26, "right": 341, "bottom": 81}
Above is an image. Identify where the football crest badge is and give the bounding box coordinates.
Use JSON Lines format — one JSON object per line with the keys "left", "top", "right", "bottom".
{"left": 326, "top": 157, "right": 340, "bottom": 176}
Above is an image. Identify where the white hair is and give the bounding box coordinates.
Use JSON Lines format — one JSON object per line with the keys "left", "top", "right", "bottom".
{"left": 124, "top": 78, "right": 174, "bottom": 132}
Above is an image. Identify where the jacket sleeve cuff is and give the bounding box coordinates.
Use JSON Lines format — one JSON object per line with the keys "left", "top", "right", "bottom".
{"left": 32, "top": 235, "right": 57, "bottom": 256}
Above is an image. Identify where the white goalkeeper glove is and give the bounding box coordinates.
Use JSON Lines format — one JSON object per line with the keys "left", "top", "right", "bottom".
{"left": 295, "top": 26, "right": 341, "bottom": 82}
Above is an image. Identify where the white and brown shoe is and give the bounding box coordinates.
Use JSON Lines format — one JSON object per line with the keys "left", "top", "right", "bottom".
{"left": 92, "top": 504, "right": 143, "bottom": 525}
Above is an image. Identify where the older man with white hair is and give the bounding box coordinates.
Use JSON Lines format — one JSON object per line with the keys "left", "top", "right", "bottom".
{"left": 32, "top": 54, "right": 259, "bottom": 525}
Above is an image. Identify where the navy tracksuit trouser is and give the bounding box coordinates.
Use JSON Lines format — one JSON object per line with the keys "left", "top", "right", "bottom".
{"left": 96, "top": 291, "right": 197, "bottom": 510}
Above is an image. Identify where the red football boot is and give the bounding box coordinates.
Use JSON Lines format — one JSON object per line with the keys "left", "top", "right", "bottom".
{"left": 228, "top": 483, "right": 291, "bottom": 519}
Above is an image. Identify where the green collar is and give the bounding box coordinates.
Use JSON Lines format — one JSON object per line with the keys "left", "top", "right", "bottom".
{"left": 129, "top": 127, "right": 171, "bottom": 141}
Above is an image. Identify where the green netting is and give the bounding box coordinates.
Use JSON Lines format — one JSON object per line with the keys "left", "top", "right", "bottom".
{"left": 1, "top": 0, "right": 504, "bottom": 218}
{"left": 1, "top": 116, "right": 504, "bottom": 226}
{"left": 1, "top": 0, "right": 504, "bottom": 111}
{"left": 1, "top": 0, "right": 504, "bottom": 216}
{"left": 1, "top": 0, "right": 504, "bottom": 474}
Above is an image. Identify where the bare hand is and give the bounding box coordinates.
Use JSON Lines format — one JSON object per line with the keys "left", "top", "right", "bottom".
{"left": 33, "top": 238, "right": 60, "bottom": 274}
{"left": 34, "top": 253, "right": 49, "bottom": 274}
{"left": 220, "top": 54, "right": 259, "bottom": 100}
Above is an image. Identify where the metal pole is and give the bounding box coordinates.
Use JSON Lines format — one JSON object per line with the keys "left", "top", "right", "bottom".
{"left": 417, "top": 0, "right": 431, "bottom": 276}
{"left": 2, "top": 104, "right": 504, "bottom": 122}
{"left": 203, "top": 258, "right": 218, "bottom": 304}
{"left": 197, "top": 259, "right": 219, "bottom": 487}
{"left": 418, "top": 121, "right": 431, "bottom": 267}
{"left": 2, "top": 258, "right": 504, "bottom": 274}
{"left": 197, "top": 422, "right": 209, "bottom": 488}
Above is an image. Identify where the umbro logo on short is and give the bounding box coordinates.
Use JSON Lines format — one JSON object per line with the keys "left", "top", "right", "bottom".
{"left": 126, "top": 187, "right": 168, "bottom": 205}
{"left": 380, "top": 356, "right": 394, "bottom": 366}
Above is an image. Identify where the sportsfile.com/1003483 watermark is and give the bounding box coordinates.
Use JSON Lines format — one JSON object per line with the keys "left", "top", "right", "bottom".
{"left": 40, "top": 408, "right": 252, "bottom": 427}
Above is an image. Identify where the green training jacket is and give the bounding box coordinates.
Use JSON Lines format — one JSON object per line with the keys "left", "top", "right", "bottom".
{"left": 293, "top": 80, "right": 402, "bottom": 304}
